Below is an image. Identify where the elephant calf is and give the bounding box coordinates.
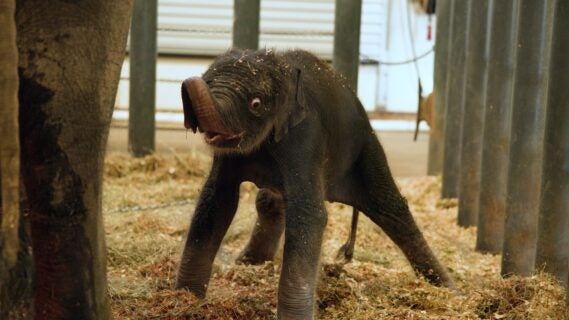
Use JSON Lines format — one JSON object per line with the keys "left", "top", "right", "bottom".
{"left": 176, "top": 48, "right": 452, "bottom": 319}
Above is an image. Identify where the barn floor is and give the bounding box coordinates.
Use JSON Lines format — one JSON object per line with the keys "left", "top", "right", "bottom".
{"left": 107, "top": 124, "right": 431, "bottom": 177}
{"left": 103, "top": 153, "right": 567, "bottom": 319}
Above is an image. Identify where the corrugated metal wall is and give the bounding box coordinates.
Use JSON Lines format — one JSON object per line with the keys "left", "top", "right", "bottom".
{"left": 157, "top": 0, "right": 388, "bottom": 60}
{"left": 360, "top": 0, "right": 387, "bottom": 61}
{"left": 158, "top": 0, "right": 232, "bottom": 56}
{"left": 117, "top": 0, "right": 440, "bottom": 114}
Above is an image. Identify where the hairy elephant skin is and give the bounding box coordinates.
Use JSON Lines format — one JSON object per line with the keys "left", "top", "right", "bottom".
{"left": 13, "top": 1, "right": 134, "bottom": 318}
{"left": 176, "top": 49, "right": 453, "bottom": 319}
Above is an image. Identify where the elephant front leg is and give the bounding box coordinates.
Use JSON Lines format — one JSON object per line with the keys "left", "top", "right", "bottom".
{"left": 278, "top": 192, "right": 327, "bottom": 320}
{"left": 175, "top": 180, "right": 240, "bottom": 297}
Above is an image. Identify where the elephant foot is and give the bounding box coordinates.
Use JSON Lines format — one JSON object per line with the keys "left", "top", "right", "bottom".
{"left": 175, "top": 261, "right": 212, "bottom": 299}
{"left": 236, "top": 246, "right": 275, "bottom": 265}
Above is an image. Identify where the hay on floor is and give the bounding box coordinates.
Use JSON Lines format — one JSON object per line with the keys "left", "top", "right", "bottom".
{"left": 104, "top": 153, "right": 567, "bottom": 319}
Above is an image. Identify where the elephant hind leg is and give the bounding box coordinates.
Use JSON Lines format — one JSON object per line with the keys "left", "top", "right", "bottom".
{"left": 361, "top": 194, "right": 452, "bottom": 287}
{"left": 236, "top": 188, "right": 285, "bottom": 265}
{"left": 354, "top": 137, "right": 453, "bottom": 288}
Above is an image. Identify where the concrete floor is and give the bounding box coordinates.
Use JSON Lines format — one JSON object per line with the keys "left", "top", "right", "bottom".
{"left": 107, "top": 124, "right": 429, "bottom": 177}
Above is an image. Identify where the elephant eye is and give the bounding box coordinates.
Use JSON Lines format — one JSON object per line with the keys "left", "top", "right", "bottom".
{"left": 250, "top": 97, "right": 262, "bottom": 114}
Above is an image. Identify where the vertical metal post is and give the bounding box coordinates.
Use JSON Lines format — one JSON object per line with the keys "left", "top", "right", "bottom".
{"left": 333, "top": 0, "right": 363, "bottom": 89}
{"left": 233, "top": 0, "right": 260, "bottom": 50}
{"left": 457, "top": 0, "right": 491, "bottom": 227}
{"left": 476, "top": 0, "right": 519, "bottom": 253}
{"left": 501, "top": 0, "right": 554, "bottom": 277}
{"left": 535, "top": 0, "right": 569, "bottom": 285}
{"left": 427, "top": 0, "right": 451, "bottom": 175}
{"left": 128, "top": 0, "right": 157, "bottom": 157}
{"left": 333, "top": 0, "right": 363, "bottom": 248}
{"left": 441, "top": 0, "right": 468, "bottom": 198}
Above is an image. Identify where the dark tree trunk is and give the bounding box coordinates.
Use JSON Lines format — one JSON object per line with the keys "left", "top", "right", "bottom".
{"left": 457, "top": 0, "right": 491, "bottom": 228}
{"left": 129, "top": 0, "right": 157, "bottom": 157}
{"left": 15, "top": 1, "right": 133, "bottom": 319}
{"left": 233, "top": 0, "right": 260, "bottom": 50}
{"left": 428, "top": 0, "right": 451, "bottom": 176}
{"left": 476, "top": 0, "right": 518, "bottom": 254}
{"left": 441, "top": 0, "right": 467, "bottom": 199}
{"left": 0, "top": 207, "right": 34, "bottom": 320}
{"left": 333, "top": 0, "right": 362, "bottom": 90}
{"left": 0, "top": 0, "right": 26, "bottom": 318}
{"left": 0, "top": 0, "right": 20, "bottom": 265}
{"left": 535, "top": 0, "right": 569, "bottom": 285}
{"left": 501, "top": 0, "right": 553, "bottom": 278}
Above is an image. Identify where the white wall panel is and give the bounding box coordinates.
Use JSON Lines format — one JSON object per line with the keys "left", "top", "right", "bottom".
{"left": 121, "top": 0, "right": 396, "bottom": 112}
{"left": 156, "top": 0, "right": 387, "bottom": 61}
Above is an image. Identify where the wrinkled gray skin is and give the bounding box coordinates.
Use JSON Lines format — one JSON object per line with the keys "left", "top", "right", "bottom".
{"left": 176, "top": 48, "right": 453, "bottom": 320}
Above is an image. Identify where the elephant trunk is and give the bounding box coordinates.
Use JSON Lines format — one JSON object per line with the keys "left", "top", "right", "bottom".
{"left": 181, "top": 77, "right": 233, "bottom": 135}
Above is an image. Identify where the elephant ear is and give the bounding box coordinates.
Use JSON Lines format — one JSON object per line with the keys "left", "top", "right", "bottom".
{"left": 274, "top": 68, "right": 307, "bottom": 142}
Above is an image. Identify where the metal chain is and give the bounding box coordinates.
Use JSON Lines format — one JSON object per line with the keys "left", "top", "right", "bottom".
{"left": 104, "top": 199, "right": 196, "bottom": 214}
{"left": 376, "top": 47, "right": 434, "bottom": 66}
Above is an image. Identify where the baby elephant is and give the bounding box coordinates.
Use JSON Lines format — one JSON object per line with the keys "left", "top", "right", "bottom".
{"left": 176, "top": 48, "right": 452, "bottom": 319}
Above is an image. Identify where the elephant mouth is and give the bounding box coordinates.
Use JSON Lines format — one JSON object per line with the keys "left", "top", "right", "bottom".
{"left": 181, "top": 77, "right": 244, "bottom": 148}
{"left": 203, "top": 130, "right": 244, "bottom": 148}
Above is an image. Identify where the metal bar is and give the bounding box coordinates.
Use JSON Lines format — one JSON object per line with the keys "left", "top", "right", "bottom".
{"left": 457, "top": 0, "right": 492, "bottom": 227}
{"left": 333, "top": 0, "right": 363, "bottom": 260}
{"left": 476, "top": 0, "right": 519, "bottom": 253}
{"left": 427, "top": 0, "right": 451, "bottom": 176}
{"left": 332, "top": 0, "right": 363, "bottom": 89}
{"left": 501, "top": 0, "right": 554, "bottom": 277}
{"left": 232, "top": 0, "right": 260, "bottom": 50}
{"left": 128, "top": 0, "right": 157, "bottom": 157}
{"left": 441, "top": 0, "right": 468, "bottom": 198}
{"left": 535, "top": 0, "right": 569, "bottom": 285}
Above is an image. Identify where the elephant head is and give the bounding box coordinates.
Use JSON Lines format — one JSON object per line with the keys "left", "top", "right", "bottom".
{"left": 181, "top": 49, "right": 306, "bottom": 154}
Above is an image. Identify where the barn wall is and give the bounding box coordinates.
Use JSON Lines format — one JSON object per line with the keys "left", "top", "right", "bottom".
{"left": 116, "top": 0, "right": 435, "bottom": 120}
